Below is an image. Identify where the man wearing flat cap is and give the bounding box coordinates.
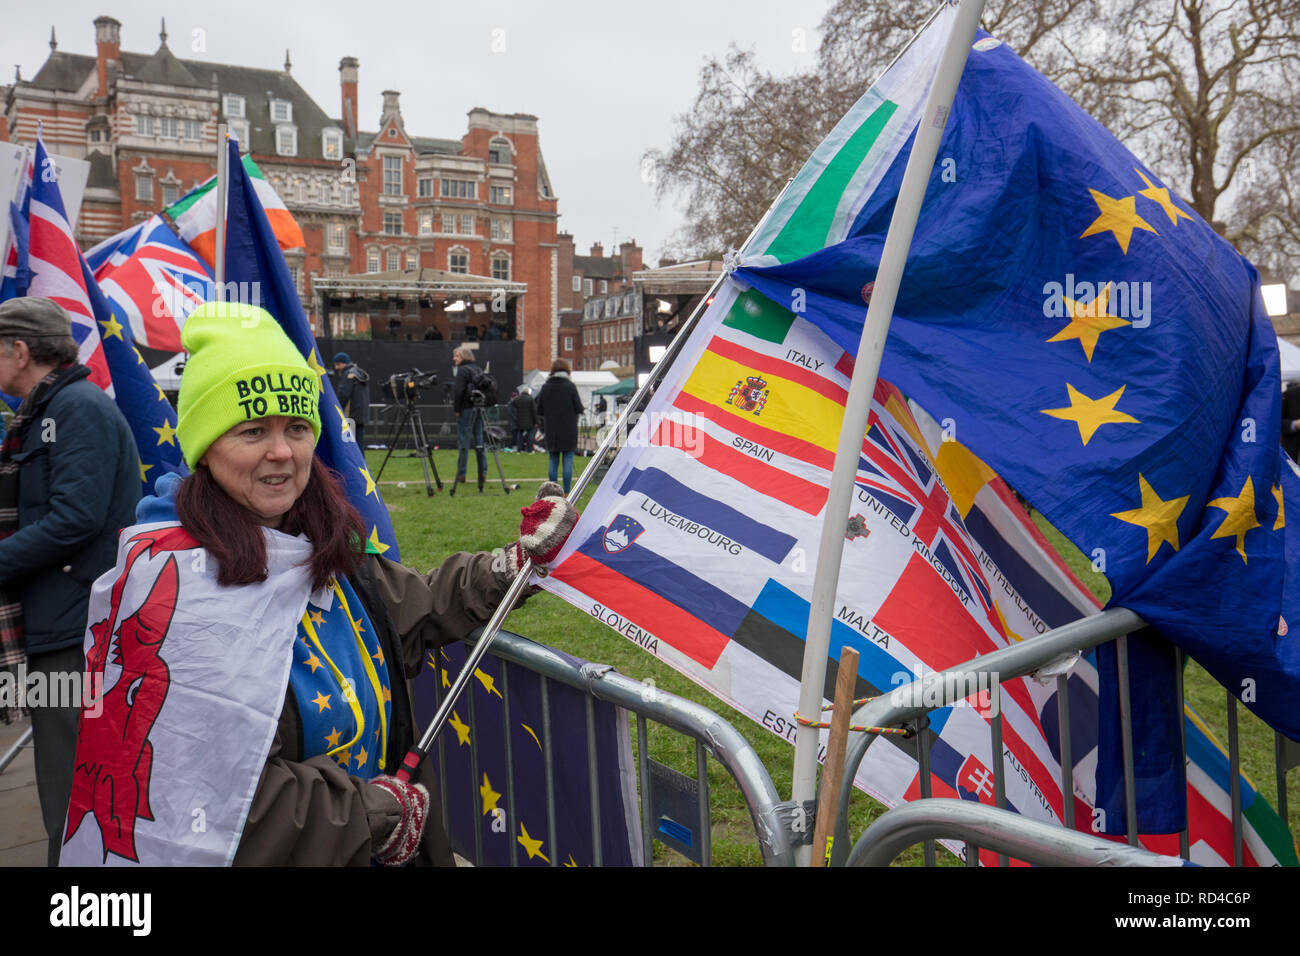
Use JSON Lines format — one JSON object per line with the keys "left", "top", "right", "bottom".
{"left": 0, "top": 297, "right": 139, "bottom": 865}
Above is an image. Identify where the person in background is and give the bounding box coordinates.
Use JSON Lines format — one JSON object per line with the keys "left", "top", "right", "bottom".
{"left": 0, "top": 297, "right": 139, "bottom": 866}
{"left": 64, "top": 302, "right": 577, "bottom": 866}
{"left": 511, "top": 386, "right": 537, "bottom": 453}
{"left": 452, "top": 346, "right": 487, "bottom": 492}
{"left": 1283, "top": 381, "right": 1300, "bottom": 463}
{"left": 332, "top": 352, "right": 370, "bottom": 450}
{"left": 537, "top": 359, "right": 584, "bottom": 494}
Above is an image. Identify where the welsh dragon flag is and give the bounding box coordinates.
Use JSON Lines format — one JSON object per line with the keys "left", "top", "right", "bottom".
{"left": 540, "top": 5, "right": 1297, "bottom": 866}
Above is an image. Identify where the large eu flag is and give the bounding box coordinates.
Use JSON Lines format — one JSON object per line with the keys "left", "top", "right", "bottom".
{"left": 221, "top": 140, "right": 400, "bottom": 559}
{"left": 737, "top": 31, "right": 1299, "bottom": 831}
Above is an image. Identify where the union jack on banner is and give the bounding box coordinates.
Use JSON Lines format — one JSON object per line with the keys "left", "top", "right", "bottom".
{"left": 856, "top": 398, "right": 1002, "bottom": 636}
{"left": 90, "top": 215, "right": 213, "bottom": 352}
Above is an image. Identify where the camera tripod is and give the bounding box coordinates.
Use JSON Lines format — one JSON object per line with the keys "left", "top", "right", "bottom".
{"left": 449, "top": 397, "right": 511, "bottom": 496}
{"left": 374, "top": 397, "right": 443, "bottom": 496}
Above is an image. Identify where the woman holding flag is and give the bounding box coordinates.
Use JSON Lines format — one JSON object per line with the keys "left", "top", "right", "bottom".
{"left": 61, "top": 302, "right": 577, "bottom": 867}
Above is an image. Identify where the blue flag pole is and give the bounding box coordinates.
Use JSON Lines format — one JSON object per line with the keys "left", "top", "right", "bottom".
{"left": 790, "top": 0, "right": 987, "bottom": 866}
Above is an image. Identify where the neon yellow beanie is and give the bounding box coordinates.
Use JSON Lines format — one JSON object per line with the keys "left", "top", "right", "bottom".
{"left": 176, "top": 301, "right": 322, "bottom": 468}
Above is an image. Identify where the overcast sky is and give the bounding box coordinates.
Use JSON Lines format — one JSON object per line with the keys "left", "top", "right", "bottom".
{"left": 5, "top": 0, "right": 835, "bottom": 260}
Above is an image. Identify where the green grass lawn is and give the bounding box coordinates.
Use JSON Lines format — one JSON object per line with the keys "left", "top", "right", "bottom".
{"left": 371, "top": 448, "right": 1298, "bottom": 866}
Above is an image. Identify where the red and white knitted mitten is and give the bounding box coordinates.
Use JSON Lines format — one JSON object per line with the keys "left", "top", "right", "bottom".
{"left": 491, "top": 483, "right": 578, "bottom": 580}
{"left": 370, "top": 774, "right": 430, "bottom": 867}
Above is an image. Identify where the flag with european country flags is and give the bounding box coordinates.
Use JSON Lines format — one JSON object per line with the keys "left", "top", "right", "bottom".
{"left": 734, "top": 9, "right": 1299, "bottom": 836}
{"left": 24, "top": 134, "right": 184, "bottom": 495}
{"left": 538, "top": 5, "right": 1297, "bottom": 864}
{"left": 167, "top": 151, "right": 304, "bottom": 270}
{"left": 219, "top": 139, "right": 398, "bottom": 558}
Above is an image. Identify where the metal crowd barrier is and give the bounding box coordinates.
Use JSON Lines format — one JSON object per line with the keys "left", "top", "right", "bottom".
{"left": 829, "top": 606, "right": 1299, "bottom": 867}
{"left": 427, "top": 629, "right": 795, "bottom": 867}
{"left": 846, "top": 800, "right": 1188, "bottom": 867}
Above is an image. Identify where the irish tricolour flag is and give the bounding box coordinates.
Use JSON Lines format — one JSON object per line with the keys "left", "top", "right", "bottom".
{"left": 165, "top": 155, "right": 304, "bottom": 269}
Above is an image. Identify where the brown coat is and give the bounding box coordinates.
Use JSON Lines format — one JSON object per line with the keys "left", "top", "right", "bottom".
{"left": 232, "top": 550, "right": 511, "bottom": 866}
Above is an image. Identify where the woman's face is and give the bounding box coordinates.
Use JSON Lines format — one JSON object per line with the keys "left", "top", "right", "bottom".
{"left": 200, "top": 416, "right": 315, "bottom": 528}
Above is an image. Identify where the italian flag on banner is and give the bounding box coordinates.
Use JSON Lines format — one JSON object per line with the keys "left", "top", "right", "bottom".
{"left": 165, "top": 155, "right": 305, "bottom": 269}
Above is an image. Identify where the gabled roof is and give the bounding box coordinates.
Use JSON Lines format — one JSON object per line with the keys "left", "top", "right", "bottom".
{"left": 356, "top": 131, "right": 462, "bottom": 155}
{"left": 573, "top": 256, "right": 619, "bottom": 279}
{"left": 134, "top": 42, "right": 200, "bottom": 87}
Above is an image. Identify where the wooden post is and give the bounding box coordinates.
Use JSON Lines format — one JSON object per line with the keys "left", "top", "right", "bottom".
{"left": 810, "top": 646, "right": 859, "bottom": 867}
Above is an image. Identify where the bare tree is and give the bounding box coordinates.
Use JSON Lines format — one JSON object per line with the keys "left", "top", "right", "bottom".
{"left": 650, "top": 0, "right": 1300, "bottom": 278}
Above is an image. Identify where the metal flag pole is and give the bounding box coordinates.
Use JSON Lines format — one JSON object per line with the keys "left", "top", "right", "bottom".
{"left": 213, "top": 123, "right": 228, "bottom": 300}
{"left": 395, "top": 182, "right": 792, "bottom": 783}
{"left": 787, "top": 0, "right": 987, "bottom": 865}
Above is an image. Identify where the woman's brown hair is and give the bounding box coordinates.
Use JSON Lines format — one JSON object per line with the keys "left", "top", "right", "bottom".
{"left": 176, "top": 459, "right": 365, "bottom": 591}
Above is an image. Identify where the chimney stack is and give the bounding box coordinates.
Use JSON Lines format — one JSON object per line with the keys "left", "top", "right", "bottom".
{"left": 590, "top": 242, "right": 604, "bottom": 258}
{"left": 380, "top": 89, "right": 403, "bottom": 130}
{"left": 339, "top": 56, "right": 359, "bottom": 137}
{"left": 94, "top": 16, "right": 121, "bottom": 100}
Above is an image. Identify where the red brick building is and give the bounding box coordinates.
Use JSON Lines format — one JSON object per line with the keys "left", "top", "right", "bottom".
{"left": 3, "top": 15, "right": 562, "bottom": 370}
{"left": 554, "top": 233, "right": 643, "bottom": 371}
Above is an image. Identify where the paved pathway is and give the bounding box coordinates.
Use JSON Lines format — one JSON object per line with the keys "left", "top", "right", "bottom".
{"left": 0, "top": 718, "right": 46, "bottom": 866}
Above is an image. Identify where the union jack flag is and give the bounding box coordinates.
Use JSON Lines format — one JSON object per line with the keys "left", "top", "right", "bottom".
{"left": 855, "top": 395, "right": 1002, "bottom": 637}
{"left": 0, "top": 151, "right": 33, "bottom": 303}
{"left": 89, "top": 215, "right": 212, "bottom": 352}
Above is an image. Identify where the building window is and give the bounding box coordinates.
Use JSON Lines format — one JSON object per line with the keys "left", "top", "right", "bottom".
{"left": 491, "top": 219, "right": 512, "bottom": 241}
{"left": 386, "top": 248, "right": 401, "bottom": 271}
{"left": 224, "top": 94, "right": 245, "bottom": 118}
{"left": 137, "top": 115, "right": 156, "bottom": 136}
{"left": 162, "top": 184, "right": 178, "bottom": 206}
{"left": 289, "top": 264, "right": 303, "bottom": 294}
{"left": 322, "top": 128, "right": 343, "bottom": 160}
{"left": 441, "top": 179, "right": 475, "bottom": 199}
{"left": 343, "top": 185, "right": 354, "bottom": 205}
{"left": 488, "top": 137, "right": 512, "bottom": 164}
{"left": 366, "top": 248, "right": 380, "bottom": 273}
{"left": 564, "top": 335, "right": 573, "bottom": 352}
{"left": 229, "top": 119, "right": 250, "bottom": 150}
{"left": 583, "top": 278, "right": 592, "bottom": 296}
{"left": 406, "top": 250, "right": 419, "bottom": 271}
{"left": 571, "top": 275, "right": 581, "bottom": 293}
{"left": 449, "top": 248, "right": 469, "bottom": 274}
{"left": 601, "top": 280, "right": 608, "bottom": 294}
{"left": 158, "top": 117, "right": 178, "bottom": 138}
{"left": 460, "top": 214, "right": 475, "bottom": 235}
{"left": 183, "top": 119, "right": 201, "bottom": 140}
{"left": 135, "top": 174, "right": 153, "bottom": 203}
{"left": 490, "top": 185, "right": 511, "bottom": 205}
{"left": 297, "top": 181, "right": 308, "bottom": 203}
{"left": 418, "top": 211, "right": 432, "bottom": 235}
{"left": 383, "top": 211, "right": 402, "bottom": 235}
{"left": 417, "top": 177, "right": 433, "bottom": 198}
{"left": 270, "top": 99, "right": 293, "bottom": 123}
{"left": 625, "top": 291, "right": 636, "bottom": 313}
{"left": 327, "top": 223, "right": 346, "bottom": 252}
{"left": 276, "top": 126, "right": 298, "bottom": 156}
{"left": 383, "top": 156, "right": 402, "bottom": 196}
{"left": 491, "top": 255, "right": 510, "bottom": 281}
{"left": 441, "top": 214, "right": 455, "bottom": 234}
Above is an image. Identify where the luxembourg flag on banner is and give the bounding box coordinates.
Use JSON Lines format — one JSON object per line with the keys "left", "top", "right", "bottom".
{"left": 89, "top": 215, "right": 213, "bottom": 351}
{"left": 26, "top": 135, "right": 110, "bottom": 392}
{"left": 220, "top": 138, "right": 400, "bottom": 558}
